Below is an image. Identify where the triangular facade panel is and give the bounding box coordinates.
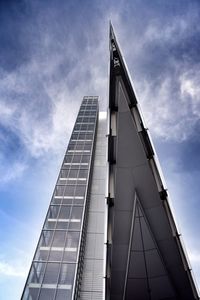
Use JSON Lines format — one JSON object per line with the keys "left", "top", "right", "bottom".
{"left": 107, "top": 23, "right": 199, "bottom": 300}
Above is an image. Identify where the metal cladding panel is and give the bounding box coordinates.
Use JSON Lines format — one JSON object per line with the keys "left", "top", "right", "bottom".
{"left": 110, "top": 75, "right": 196, "bottom": 299}
{"left": 87, "top": 212, "right": 105, "bottom": 234}
{"left": 89, "top": 194, "right": 105, "bottom": 212}
{"left": 80, "top": 292, "right": 103, "bottom": 300}
{"left": 80, "top": 115, "right": 107, "bottom": 300}
{"left": 108, "top": 24, "right": 199, "bottom": 300}
{"left": 81, "top": 259, "right": 103, "bottom": 291}
{"left": 84, "top": 233, "right": 104, "bottom": 259}
{"left": 117, "top": 110, "right": 146, "bottom": 168}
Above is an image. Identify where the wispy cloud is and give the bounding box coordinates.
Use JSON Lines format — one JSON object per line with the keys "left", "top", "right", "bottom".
{"left": 0, "top": 160, "right": 27, "bottom": 184}
{"left": 126, "top": 13, "right": 200, "bottom": 142}
{"left": 0, "top": 261, "right": 26, "bottom": 277}
{"left": 0, "top": 4, "right": 109, "bottom": 164}
{"left": 188, "top": 251, "right": 200, "bottom": 290}
{"left": 189, "top": 252, "right": 200, "bottom": 265}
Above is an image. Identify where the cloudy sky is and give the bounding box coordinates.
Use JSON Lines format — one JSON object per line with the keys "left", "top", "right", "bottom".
{"left": 1, "top": 0, "right": 200, "bottom": 298}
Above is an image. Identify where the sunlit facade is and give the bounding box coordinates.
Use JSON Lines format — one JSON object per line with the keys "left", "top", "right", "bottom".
{"left": 21, "top": 96, "right": 103, "bottom": 299}
{"left": 21, "top": 25, "right": 199, "bottom": 300}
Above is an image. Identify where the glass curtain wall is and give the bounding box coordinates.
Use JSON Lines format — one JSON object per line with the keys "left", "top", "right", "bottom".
{"left": 22, "top": 96, "right": 99, "bottom": 300}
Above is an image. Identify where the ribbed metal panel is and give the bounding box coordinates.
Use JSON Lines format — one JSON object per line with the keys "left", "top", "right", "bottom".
{"left": 84, "top": 233, "right": 104, "bottom": 259}
{"left": 80, "top": 291, "right": 102, "bottom": 300}
{"left": 79, "top": 115, "right": 107, "bottom": 300}
{"left": 89, "top": 194, "right": 105, "bottom": 212}
{"left": 87, "top": 212, "right": 104, "bottom": 234}
{"left": 81, "top": 259, "right": 103, "bottom": 291}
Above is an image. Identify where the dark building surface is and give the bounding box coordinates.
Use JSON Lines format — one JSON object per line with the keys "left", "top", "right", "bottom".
{"left": 107, "top": 24, "right": 199, "bottom": 300}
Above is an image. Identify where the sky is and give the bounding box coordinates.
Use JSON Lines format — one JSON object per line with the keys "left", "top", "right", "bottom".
{"left": 0, "top": 0, "right": 200, "bottom": 298}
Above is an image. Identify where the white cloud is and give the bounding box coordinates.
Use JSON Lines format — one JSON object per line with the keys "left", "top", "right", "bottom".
{"left": 0, "top": 159, "right": 27, "bottom": 184}
{"left": 0, "top": 102, "right": 16, "bottom": 119}
{"left": 135, "top": 70, "right": 200, "bottom": 142}
{"left": 144, "top": 18, "right": 189, "bottom": 44}
{"left": 0, "top": 261, "right": 26, "bottom": 277}
{"left": 188, "top": 251, "right": 200, "bottom": 290}
{"left": 180, "top": 69, "right": 200, "bottom": 117}
{"left": 110, "top": 7, "right": 200, "bottom": 143}
{"left": 0, "top": 16, "right": 109, "bottom": 159}
{"left": 189, "top": 252, "right": 200, "bottom": 264}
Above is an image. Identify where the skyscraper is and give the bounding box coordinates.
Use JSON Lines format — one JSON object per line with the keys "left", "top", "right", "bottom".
{"left": 21, "top": 25, "right": 199, "bottom": 300}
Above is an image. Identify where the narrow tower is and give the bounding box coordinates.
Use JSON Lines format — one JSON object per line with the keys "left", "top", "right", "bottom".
{"left": 107, "top": 24, "right": 199, "bottom": 299}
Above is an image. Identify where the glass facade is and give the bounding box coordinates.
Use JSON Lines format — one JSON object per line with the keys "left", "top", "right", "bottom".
{"left": 22, "top": 96, "right": 99, "bottom": 300}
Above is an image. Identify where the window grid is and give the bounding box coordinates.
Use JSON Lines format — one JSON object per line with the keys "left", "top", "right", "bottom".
{"left": 22, "top": 97, "right": 98, "bottom": 300}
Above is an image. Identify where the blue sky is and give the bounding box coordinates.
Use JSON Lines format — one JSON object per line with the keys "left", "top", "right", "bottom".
{"left": 0, "top": 0, "right": 200, "bottom": 298}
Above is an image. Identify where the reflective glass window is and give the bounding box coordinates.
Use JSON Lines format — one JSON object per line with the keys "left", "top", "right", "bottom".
{"left": 85, "top": 134, "right": 93, "bottom": 140}
{"left": 59, "top": 206, "right": 71, "bottom": 219}
{"left": 78, "top": 133, "right": 85, "bottom": 139}
{"left": 81, "top": 155, "right": 90, "bottom": 163}
{"left": 65, "top": 232, "right": 80, "bottom": 248}
{"left": 52, "top": 231, "right": 66, "bottom": 247}
{"left": 40, "top": 231, "right": 54, "bottom": 247}
{"left": 55, "top": 289, "right": 72, "bottom": 300}
{"left": 75, "top": 185, "right": 86, "bottom": 196}
{"left": 78, "top": 169, "right": 88, "bottom": 178}
{"left": 52, "top": 197, "right": 62, "bottom": 205}
{"left": 69, "top": 169, "right": 78, "bottom": 178}
{"left": 28, "top": 262, "right": 46, "bottom": 284}
{"left": 81, "top": 124, "right": 88, "bottom": 130}
{"left": 64, "top": 185, "right": 75, "bottom": 196}
{"left": 84, "top": 111, "right": 90, "bottom": 116}
{"left": 23, "top": 287, "right": 40, "bottom": 300}
{"left": 58, "top": 263, "right": 75, "bottom": 285}
{"left": 68, "top": 143, "right": 76, "bottom": 150}
{"left": 88, "top": 124, "right": 94, "bottom": 130}
{"left": 74, "top": 143, "right": 84, "bottom": 150}
{"left": 72, "top": 155, "right": 81, "bottom": 163}
{"left": 90, "top": 111, "right": 96, "bottom": 116}
{"left": 39, "top": 288, "right": 56, "bottom": 300}
{"left": 89, "top": 117, "right": 95, "bottom": 122}
{"left": 60, "top": 169, "right": 69, "bottom": 178}
{"left": 63, "top": 250, "right": 77, "bottom": 262}
{"left": 67, "top": 179, "right": 76, "bottom": 184}
{"left": 73, "top": 198, "right": 84, "bottom": 205}
{"left": 65, "top": 155, "right": 73, "bottom": 163}
{"left": 84, "top": 143, "right": 92, "bottom": 151}
{"left": 71, "top": 206, "right": 83, "bottom": 219}
{"left": 71, "top": 133, "right": 79, "bottom": 140}
{"left": 62, "top": 198, "right": 73, "bottom": 205}
{"left": 49, "top": 249, "right": 63, "bottom": 262}
{"left": 77, "top": 117, "right": 83, "bottom": 122}
{"left": 69, "top": 221, "right": 81, "bottom": 230}
{"left": 71, "top": 165, "right": 87, "bottom": 170}
{"left": 48, "top": 206, "right": 60, "bottom": 219}
{"left": 43, "top": 263, "right": 60, "bottom": 284}
{"left": 55, "top": 185, "right": 65, "bottom": 197}
{"left": 44, "top": 220, "right": 56, "bottom": 230}
{"left": 35, "top": 248, "right": 49, "bottom": 261}
{"left": 56, "top": 221, "right": 69, "bottom": 230}
{"left": 82, "top": 117, "right": 89, "bottom": 123}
